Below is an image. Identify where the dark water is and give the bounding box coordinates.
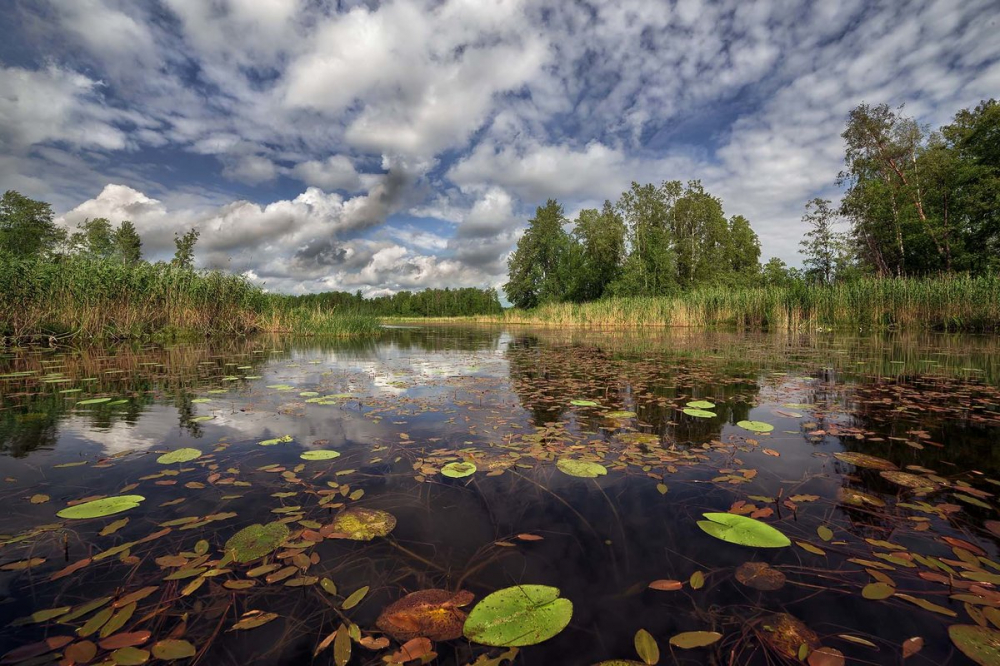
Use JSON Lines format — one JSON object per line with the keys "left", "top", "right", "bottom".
{"left": 2, "top": 326, "right": 1000, "bottom": 665}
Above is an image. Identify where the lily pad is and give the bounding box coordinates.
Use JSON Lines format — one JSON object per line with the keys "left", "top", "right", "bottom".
{"left": 377, "top": 589, "right": 473, "bottom": 641}
{"left": 570, "top": 400, "right": 599, "bottom": 407}
{"left": 463, "top": 585, "right": 573, "bottom": 647}
{"left": 837, "top": 487, "right": 886, "bottom": 508}
{"left": 57, "top": 496, "right": 145, "bottom": 520}
{"left": 442, "top": 462, "right": 477, "bottom": 478}
{"left": 760, "top": 613, "right": 819, "bottom": 658}
{"left": 224, "top": 522, "right": 290, "bottom": 563}
{"left": 737, "top": 420, "right": 774, "bottom": 433}
{"left": 605, "top": 411, "right": 637, "bottom": 419}
{"left": 151, "top": 640, "right": 196, "bottom": 661}
{"left": 683, "top": 408, "right": 716, "bottom": 418}
{"left": 833, "top": 452, "right": 897, "bottom": 470}
{"left": 949, "top": 624, "right": 1000, "bottom": 665}
{"left": 258, "top": 435, "right": 293, "bottom": 446}
{"left": 76, "top": 397, "right": 113, "bottom": 405}
{"left": 556, "top": 459, "right": 608, "bottom": 478}
{"left": 686, "top": 400, "right": 715, "bottom": 409}
{"left": 300, "top": 450, "right": 341, "bottom": 461}
{"left": 328, "top": 507, "right": 397, "bottom": 541}
{"left": 697, "top": 513, "right": 790, "bottom": 548}
{"left": 879, "top": 471, "right": 936, "bottom": 489}
{"left": 156, "top": 448, "right": 202, "bottom": 465}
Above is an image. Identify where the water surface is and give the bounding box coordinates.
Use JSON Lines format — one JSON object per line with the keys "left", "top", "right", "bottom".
{"left": 2, "top": 327, "right": 1000, "bottom": 665}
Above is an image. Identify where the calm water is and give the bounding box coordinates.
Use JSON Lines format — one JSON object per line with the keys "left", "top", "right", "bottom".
{"left": 2, "top": 326, "right": 1000, "bottom": 665}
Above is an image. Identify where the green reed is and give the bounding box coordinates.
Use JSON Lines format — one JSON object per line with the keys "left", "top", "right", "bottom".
{"left": 0, "top": 257, "right": 380, "bottom": 340}
{"left": 458, "top": 275, "right": 1000, "bottom": 331}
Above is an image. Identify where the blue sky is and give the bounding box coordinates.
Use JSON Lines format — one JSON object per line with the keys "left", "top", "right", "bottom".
{"left": 2, "top": 0, "right": 998, "bottom": 295}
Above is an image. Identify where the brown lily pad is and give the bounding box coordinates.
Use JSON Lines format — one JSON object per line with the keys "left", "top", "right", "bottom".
{"left": 735, "top": 562, "right": 786, "bottom": 591}
{"left": 376, "top": 589, "right": 473, "bottom": 641}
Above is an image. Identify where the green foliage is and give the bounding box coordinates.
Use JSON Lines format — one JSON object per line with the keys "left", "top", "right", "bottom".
{"left": 171, "top": 228, "right": 200, "bottom": 268}
{"left": 283, "top": 286, "right": 502, "bottom": 318}
{"left": 463, "top": 585, "right": 573, "bottom": 647}
{"left": 799, "top": 198, "right": 850, "bottom": 285}
{"left": 696, "top": 512, "right": 791, "bottom": 548}
{"left": 505, "top": 199, "right": 571, "bottom": 308}
{"left": 112, "top": 220, "right": 143, "bottom": 264}
{"left": 70, "top": 218, "right": 115, "bottom": 258}
{"left": 0, "top": 190, "right": 64, "bottom": 259}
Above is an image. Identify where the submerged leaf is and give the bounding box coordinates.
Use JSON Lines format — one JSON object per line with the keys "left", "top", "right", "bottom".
{"left": 697, "top": 513, "right": 790, "bottom": 548}
{"left": 668, "top": 632, "right": 722, "bottom": 649}
{"left": 58, "top": 496, "right": 145, "bottom": 520}
{"left": 556, "top": 459, "right": 608, "bottom": 478}
{"left": 377, "top": 589, "right": 472, "bottom": 641}
{"left": 463, "top": 585, "right": 573, "bottom": 647}
{"left": 949, "top": 625, "right": 1000, "bottom": 666}
{"left": 151, "top": 640, "right": 196, "bottom": 661}
{"left": 833, "top": 452, "right": 897, "bottom": 470}
{"left": 327, "top": 507, "right": 396, "bottom": 541}
{"left": 735, "top": 562, "right": 786, "bottom": 590}
{"left": 224, "top": 522, "right": 290, "bottom": 563}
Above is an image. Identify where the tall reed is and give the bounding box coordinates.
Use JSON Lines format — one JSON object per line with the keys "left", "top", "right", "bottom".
{"left": 0, "top": 257, "right": 379, "bottom": 339}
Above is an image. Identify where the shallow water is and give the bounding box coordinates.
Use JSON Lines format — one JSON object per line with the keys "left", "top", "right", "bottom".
{"left": 2, "top": 326, "right": 1000, "bottom": 665}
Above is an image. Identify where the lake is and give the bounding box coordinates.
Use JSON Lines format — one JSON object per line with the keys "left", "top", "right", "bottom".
{"left": 2, "top": 326, "right": 1000, "bottom": 665}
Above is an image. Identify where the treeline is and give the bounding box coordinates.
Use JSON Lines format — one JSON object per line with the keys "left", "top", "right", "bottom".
{"left": 504, "top": 98, "right": 1000, "bottom": 308}
{"left": 284, "top": 287, "right": 503, "bottom": 317}
{"left": 505, "top": 181, "right": 762, "bottom": 308}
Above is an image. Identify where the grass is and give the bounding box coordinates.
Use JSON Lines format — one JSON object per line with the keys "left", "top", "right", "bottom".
{"left": 0, "top": 257, "right": 380, "bottom": 340}
{"left": 411, "top": 275, "right": 1000, "bottom": 332}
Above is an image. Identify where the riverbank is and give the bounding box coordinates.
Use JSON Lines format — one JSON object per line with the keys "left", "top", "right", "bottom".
{"left": 390, "top": 275, "right": 1000, "bottom": 332}
{"left": 0, "top": 257, "right": 380, "bottom": 341}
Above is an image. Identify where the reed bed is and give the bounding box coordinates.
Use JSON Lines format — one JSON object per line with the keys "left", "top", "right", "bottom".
{"left": 0, "top": 257, "right": 379, "bottom": 340}
{"left": 433, "top": 275, "right": 1000, "bottom": 332}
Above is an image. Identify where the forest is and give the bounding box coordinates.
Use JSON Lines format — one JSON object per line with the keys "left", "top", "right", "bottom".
{"left": 504, "top": 99, "right": 999, "bottom": 309}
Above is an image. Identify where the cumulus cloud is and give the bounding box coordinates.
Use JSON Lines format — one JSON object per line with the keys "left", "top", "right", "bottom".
{"left": 3, "top": 0, "right": 998, "bottom": 291}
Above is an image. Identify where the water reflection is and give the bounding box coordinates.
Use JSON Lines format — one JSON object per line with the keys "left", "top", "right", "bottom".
{"left": 0, "top": 327, "right": 998, "bottom": 665}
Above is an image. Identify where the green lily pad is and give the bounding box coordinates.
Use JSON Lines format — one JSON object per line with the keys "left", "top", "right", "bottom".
{"left": 156, "top": 448, "right": 202, "bottom": 464}
{"left": 556, "top": 459, "right": 608, "bottom": 478}
{"left": 686, "top": 400, "right": 715, "bottom": 409}
{"left": 605, "top": 411, "right": 637, "bottom": 419}
{"left": 76, "top": 397, "right": 113, "bottom": 405}
{"left": 300, "top": 449, "right": 341, "bottom": 461}
{"left": 151, "top": 640, "right": 196, "bottom": 661}
{"left": 736, "top": 420, "right": 774, "bottom": 433}
{"left": 683, "top": 408, "right": 716, "bottom": 418}
{"left": 328, "top": 507, "right": 397, "bottom": 541}
{"left": 949, "top": 624, "right": 1000, "bottom": 665}
{"left": 442, "top": 462, "right": 477, "bottom": 478}
{"left": 696, "top": 512, "right": 790, "bottom": 548}
{"left": 463, "top": 585, "right": 573, "bottom": 647}
{"left": 258, "top": 435, "right": 293, "bottom": 446}
{"left": 224, "top": 522, "right": 290, "bottom": 563}
{"left": 570, "top": 400, "right": 599, "bottom": 407}
{"left": 57, "top": 495, "right": 145, "bottom": 520}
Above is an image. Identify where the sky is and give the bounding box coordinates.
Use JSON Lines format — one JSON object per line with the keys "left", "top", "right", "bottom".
{"left": 2, "top": 0, "right": 998, "bottom": 296}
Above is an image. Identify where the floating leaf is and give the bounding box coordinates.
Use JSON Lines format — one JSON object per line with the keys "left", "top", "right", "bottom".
{"left": 687, "top": 400, "right": 715, "bottom": 409}
{"left": 77, "top": 397, "right": 113, "bottom": 405}
{"left": 570, "top": 400, "right": 599, "bottom": 407}
{"left": 110, "top": 647, "right": 149, "bottom": 665}
{"left": 697, "top": 513, "right": 790, "bottom": 548}
{"left": 735, "top": 562, "right": 785, "bottom": 590}
{"left": 668, "top": 632, "right": 722, "bottom": 649}
{"left": 151, "top": 640, "right": 196, "bottom": 661}
{"left": 760, "top": 613, "right": 819, "bottom": 658}
{"left": 807, "top": 647, "right": 845, "bottom": 666}
{"left": 689, "top": 571, "right": 704, "bottom": 589}
{"left": 229, "top": 611, "right": 279, "bottom": 631}
{"left": 737, "top": 420, "right": 773, "bottom": 433}
{"left": 442, "top": 462, "right": 477, "bottom": 478}
{"left": 880, "top": 471, "right": 936, "bottom": 489}
{"left": 862, "top": 582, "right": 894, "bottom": 600}
{"left": 0, "top": 637, "right": 74, "bottom": 665}
{"left": 949, "top": 625, "right": 1000, "bottom": 665}
{"left": 902, "top": 636, "right": 924, "bottom": 659}
{"left": 833, "top": 452, "right": 897, "bottom": 470}
{"left": 837, "top": 487, "right": 885, "bottom": 508}
{"left": 258, "top": 435, "right": 293, "bottom": 446}
{"left": 817, "top": 526, "right": 833, "bottom": 542}
{"left": 683, "top": 408, "right": 716, "bottom": 418}
{"left": 58, "top": 496, "right": 145, "bottom": 520}
{"left": 556, "top": 459, "right": 608, "bottom": 478}
{"left": 224, "top": 522, "right": 289, "bottom": 563}
{"left": 156, "top": 448, "right": 201, "bottom": 464}
{"left": 300, "top": 450, "right": 341, "bottom": 461}
{"left": 648, "top": 580, "right": 683, "bottom": 591}
{"left": 606, "top": 411, "right": 637, "bottom": 419}
{"left": 377, "top": 589, "right": 472, "bottom": 641}
{"left": 463, "top": 584, "right": 573, "bottom": 647}
{"left": 328, "top": 507, "right": 396, "bottom": 541}
{"left": 634, "top": 629, "right": 659, "bottom": 665}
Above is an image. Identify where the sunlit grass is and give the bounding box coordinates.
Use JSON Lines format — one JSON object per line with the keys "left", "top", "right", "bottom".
{"left": 454, "top": 275, "right": 1000, "bottom": 332}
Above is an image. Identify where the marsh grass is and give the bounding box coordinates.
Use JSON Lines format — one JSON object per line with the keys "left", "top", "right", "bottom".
{"left": 0, "top": 257, "right": 379, "bottom": 339}
{"left": 423, "top": 275, "right": 1000, "bottom": 332}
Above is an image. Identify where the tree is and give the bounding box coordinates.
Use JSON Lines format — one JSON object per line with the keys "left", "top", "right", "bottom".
{"left": 569, "top": 201, "right": 625, "bottom": 301}
{"left": 723, "top": 214, "right": 761, "bottom": 285}
{"left": 112, "top": 220, "right": 143, "bottom": 264}
{"left": 504, "top": 200, "right": 571, "bottom": 308}
{"left": 799, "top": 198, "right": 848, "bottom": 285}
{"left": 172, "top": 228, "right": 200, "bottom": 268}
{"left": 669, "top": 180, "right": 729, "bottom": 287}
{"left": 0, "top": 190, "right": 64, "bottom": 259}
{"left": 613, "top": 182, "right": 675, "bottom": 296}
{"left": 70, "top": 218, "right": 115, "bottom": 258}
{"left": 761, "top": 257, "right": 794, "bottom": 287}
